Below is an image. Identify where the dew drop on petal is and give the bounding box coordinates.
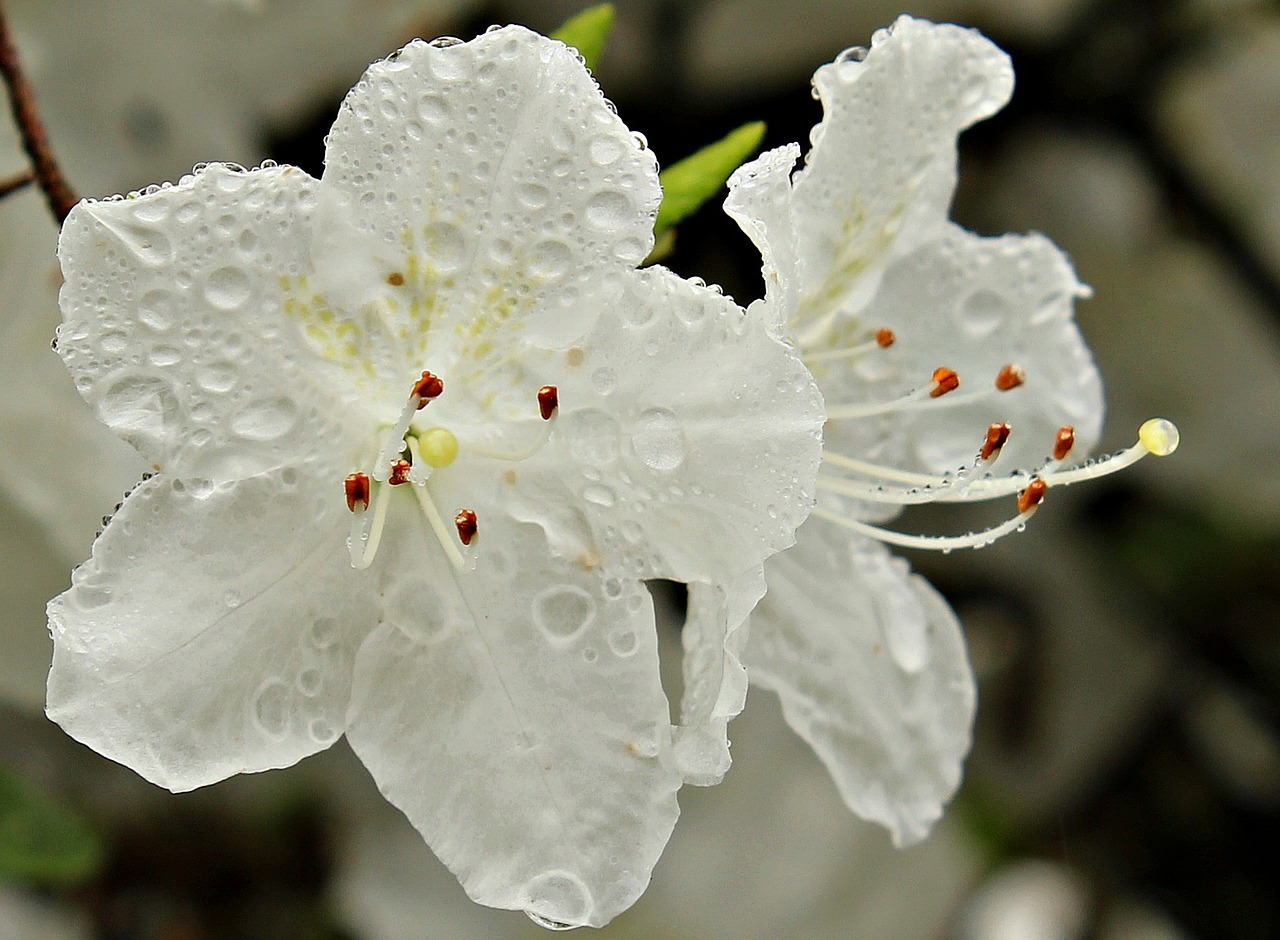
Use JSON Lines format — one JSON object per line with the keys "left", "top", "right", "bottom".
{"left": 958, "top": 287, "right": 1011, "bottom": 337}
{"left": 99, "top": 374, "right": 181, "bottom": 451}
{"left": 606, "top": 627, "right": 639, "bottom": 658}
{"left": 582, "top": 484, "right": 615, "bottom": 507}
{"left": 310, "top": 617, "right": 339, "bottom": 650}
{"left": 308, "top": 717, "right": 338, "bottom": 745}
{"left": 631, "top": 408, "right": 686, "bottom": 473}
{"left": 532, "top": 586, "right": 596, "bottom": 643}
{"left": 529, "top": 239, "right": 572, "bottom": 280}
{"left": 522, "top": 870, "right": 593, "bottom": 930}
{"left": 230, "top": 397, "right": 299, "bottom": 441}
{"left": 590, "top": 366, "right": 616, "bottom": 395}
{"left": 586, "top": 191, "right": 633, "bottom": 231}
{"left": 195, "top": 362, "right": 237, "bottom": 393}
{"left": 250, "top": 679, "right": 291, "bottom": 740}
{"left": 137, "top": 289, "right": 175, "bottom": 331}
{"left": 204, "top": 266, "right": 252, "bottom": 311}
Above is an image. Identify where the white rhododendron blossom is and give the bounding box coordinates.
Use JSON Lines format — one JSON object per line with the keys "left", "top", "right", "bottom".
{"left": 722, "top": 16, "right": 1177, "bottom": 846}
{"left": 47, "top": 27, "right": 823, "bottom": 929}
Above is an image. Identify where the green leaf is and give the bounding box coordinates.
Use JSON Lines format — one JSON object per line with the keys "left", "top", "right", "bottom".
{"left": 655, "top": 121, "right": 767, "bottom": 238}
{"left": 550, "top": 4, "right": 615, "bottom": 74}
{"left": 0, "top": 766, "right": 103, "bottom": 885}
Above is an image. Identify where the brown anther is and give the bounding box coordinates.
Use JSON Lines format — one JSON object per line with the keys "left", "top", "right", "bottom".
{"left": 995, "top": 364, "right": 1026, "bottom": 391}
{"left": 875, "top": 327, "right": 896, "bottom": 348}
{"left": 388, "top": 459, "right": 412, "bottom": 486}
{"left": 386, "top": 272, "right": 405, "bottom": 287}
{"left": 538, "top": 385, "right": 559, "bottom": 420}
{"left": 1053, "top": 425, "right": 1075, "bottom": 461}
{"left": 929, "top": 367, "right": 960, "bottom": 398}
{"left": 1017, "top": 477, "right": 1048, "bottom": 514}
{"left": 344, "top": 472, "right": 371, "bottom": 512}
{"left": 980, "top": 422, "right": 1012, "bottom": 461}
{"left": 454, "top": 508, "right": 478, "bottom": 546}
{"left": 411, "top": 370, "right": 444, "bottom": 408}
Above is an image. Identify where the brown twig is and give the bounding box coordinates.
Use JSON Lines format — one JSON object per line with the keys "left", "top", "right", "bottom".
{"left": 0, "top": 167, "right": 33, "bottom": 199}
{"left": 0, "top": 2, "right": 77, "bottom": 223}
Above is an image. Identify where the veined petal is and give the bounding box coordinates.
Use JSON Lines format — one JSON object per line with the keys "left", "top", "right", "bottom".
{"left": 56, "top": 164, "right": 366, "bottom": 484}
{"left": 46, "top": 469, "right": 378, "bottom": 791}
{"left": 724, "top": 143, "right": 802, "bottom": 335}
{"left": 345, "top": 515, "right": 679, "bottom": 929}
{"left": 507, "top": 266, "right": 824, "bottom": 587}
{"left": 791, "top": 16, "right": 1014, "bottom": 327}
{"left": 313, "top": 25, "right": 661, "bottom": 392}
{"left": 821, "top": 226, "right": 1103, "bottom": 476}
{"left": 746, "top": 525, "right": 975, "bottom": 847}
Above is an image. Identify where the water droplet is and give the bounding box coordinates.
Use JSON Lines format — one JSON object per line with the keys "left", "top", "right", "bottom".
{"left": 423, "top": 222, "right": 465, "bottom": 273}
{"left": 589, "top": 135, "right": 624, "bottom": 166}
{"left": 137, "top": 289, "right": 175, "bottom": 331}
{"left": 195, "top": 362, "right": 237, "bottom": 393}
{"left": 250, "top": 679, "right": 290, "bottom": 739}
{"left": 101, "top": 331, "right": 128, "bottom": 354}
{"left": 148, "top": 345, "right": 181, "bottom": 367}
{"left": 308, "top": 717, "right": 338, "bottom": 744}
{"left": 590, "top": 366, "right": 617, "bottom": 395}
{"left": 204, "top": 266, "right": 252, "bottom": 311}
{"left": 586, "top": 191, "right": 632, "bottom": 231}
{"left": 529, "top": 239, "right": 571, "bottom": 280}
{"left": 224, "top": 590, "right": 242, "bottom": 608}
{"left": 516, "top": 183, "right": 550, "bottom": 209}
{"left": 958, "top": 288, "right": 1011, "bottom": 337}
{"left": 582, "top": 484, "right": 615, "bottom": 507}
{"left": 522, "top": 870, "right": 593, "bottom": 930}
{"left": 297, "top": 667, "right": 322, "bottom": 696}
{"left": 631, "top": 408, "right": 686, "bottom": 473}
{"left": 230, "top": 397, "right": 298, "bottom": 441}
{"left": 565, "top": 408, "right": 622, "bottom": 466}
{"left": 310, "top": 617, "right": 339, "bottom": 649}
{"left": 532, "top": 586, "right": 596, "bottom": 643}
{"left": 99, "top": 374, "right": 181, "bottom": 451}
{"left": 606, "top": 628, "right": 639, "bottom": 657}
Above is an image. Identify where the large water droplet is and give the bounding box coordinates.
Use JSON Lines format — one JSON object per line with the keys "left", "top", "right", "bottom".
{"left": 522, "top": 870, "right": 593, "bottom": 930}
{"left": 204, "top": 266, "right": 252, "bottom": 311}
{"left": 137, "top": 289, "right": 175, "bottom": 331}
{"left": 230, "top": 397, "right": 298, "bottom": 441}
{"left": 532, "top": 586, "right": 596, "bottom": 643}
{"left": 529, "top": 239, "right": 572, "bottom": 280}
{"left": 582, "top": 483, "right": 615, "bottom": 507}
{"left": 588, "top": 134, "right": 624, "bottom": 166}
{"left": 631, "top": 408, "right": 686, "bottom": 473}
{"left": 195, "top": 361, "right": 237, "bottom": 393}
{"left": 958, "top": 288, "right": 1011, "bottom": 337}
{"left": 585, "top": 192, "right": 632, "bottom": 231}
{"left": 99, "top": 374, "right": 181, "bottom": 451}
{"left": 250, "top": 679, "right": 291, "bottom": 740}
{"left": 606, "top": 627, "right": 639, "bottom": 658}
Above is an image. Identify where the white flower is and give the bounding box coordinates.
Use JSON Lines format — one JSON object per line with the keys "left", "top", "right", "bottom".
{"left": 721, "top": 16, "right": 1176, "bottom": 846}
{"left": 47, "top": 26, "right": 823, "bottom": 929}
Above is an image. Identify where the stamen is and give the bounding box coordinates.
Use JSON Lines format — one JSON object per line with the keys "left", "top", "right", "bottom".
{"left": 404, "top": 437, "right": 467, "bottom": 570}
{"left": 996, "top": 364, "right": 1025, "bottom": 391}
{"left": 411, "top": 370, "right": 444, "bottom": 407}
{"left": 929, "top": 367, "right": 960, "bottom": 398}
{"left": 344, "top": 472, "right": 371, "bottom": 513}
{"left": 349, "top": 479, "right": 392, "bottom": 569}
{"left": 980, "top": 423, "right": 1012, "bottom": 462}
{"left": 802, "top": 327, "right": 896, "bottom": 365}
{"left": 1016, "top": 477, "right": 1047, "bottom": 513}
{"left": 538, "top": 385, "right": 559, "bottom": 420}
{"left": 811, "top": 489, "right": 1041, "bottom": 552}
{"left": 1052, "top": 426, "right": 1075, "bottom": 462}
{"left": 388, "top": 459, "right": 412, "bottom": 486}
{"left": 455, "top": 508, "right": 478, "bottom": 545}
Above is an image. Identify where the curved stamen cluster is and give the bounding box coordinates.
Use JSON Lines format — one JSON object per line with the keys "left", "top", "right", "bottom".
{"left": 343, "top": 369, "right": 560, "bottom": 570}
{"left": 811, "top": 326, "right": 1180, "bottom": 552}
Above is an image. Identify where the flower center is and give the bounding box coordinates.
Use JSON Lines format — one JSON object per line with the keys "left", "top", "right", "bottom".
{"left": 343, "top": 370, "right": 559, "bottom": 571}
{"left": 806, "top": 325, "right": 1179, "bottom": 551}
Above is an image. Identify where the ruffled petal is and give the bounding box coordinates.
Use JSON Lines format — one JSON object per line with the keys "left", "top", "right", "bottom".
{"left": 505, "top": 265, "right": 824, "bottom": 586}
{"left": 313, "top": 25, "right": 661, "bottom": 389}
{"left": 345, "top": 514, "right": 679, "bottom": 929}
{"left": 724, "top": 143, "right": 802, "bottom": 334}
{"left": 56, "top": 164, "right": 365, "bottom": 483}
{"left": 672, "top": 568, "right": 765, "bottom": 785}
{"left": 790, "top": 16, "right": 1014, "bottom": 328}
{"left": 745, "top": 525, "right": 976, "bottom": 847}
{"left": 46, "top": 468, "right": 378, "bottom": 791}
{"left": 821, "top": 226, "right": 1103, "bottom": 475}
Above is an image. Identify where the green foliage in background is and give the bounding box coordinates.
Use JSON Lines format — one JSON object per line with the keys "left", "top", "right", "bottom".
{"left": 0, "top": 766, "right": 103, "bottom": 886}
{"left": 551, "top": 3, "right": 615, "bottom": 74}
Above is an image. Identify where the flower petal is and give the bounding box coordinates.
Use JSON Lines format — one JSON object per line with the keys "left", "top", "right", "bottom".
{"left": 313, "top": 25, "right": 661, "bottom": 373}
{"left": 56, "top": 164, "right": 364, "bottom": 483}
{"left": 672, "top": 568, "right": 766, "bottom": 786}
{"left": 345, "top": 515, "right": 679, "bottom": 929}
{"left": 790, "top": 16, "right": 1013, "bottom": 325}
{"left": 723, "top": 142, "right": 801, "bottom": 334}
{"left": 46, "top": 469, "right": 378, "bottom": 791}
{"left": 506, "top": 266, "right": 824, "bottom": 586}
{"left": 822, "top": 226, "right": 1104, "bottom": 475}
{"left": 745, "top": 525, "right": 976, "bottom": 847}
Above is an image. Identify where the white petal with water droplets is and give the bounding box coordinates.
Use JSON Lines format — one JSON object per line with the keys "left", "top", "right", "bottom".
{"left": 724, "top": 143, "right": 802, "bottom": 335}
{"left": 345, "top": 516, "right": 679, "bottom": 929}
{"left": 746, "top": 526, "right": 975, "bottom": 847}
{"left": 46, "top": 469, "right": 378, "bottom": 791}
{"left": 506, "top": 265, "right": 824, "bottom": 587}
{"left": 56, "top": 164, "right": 365, "bottom": 483}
